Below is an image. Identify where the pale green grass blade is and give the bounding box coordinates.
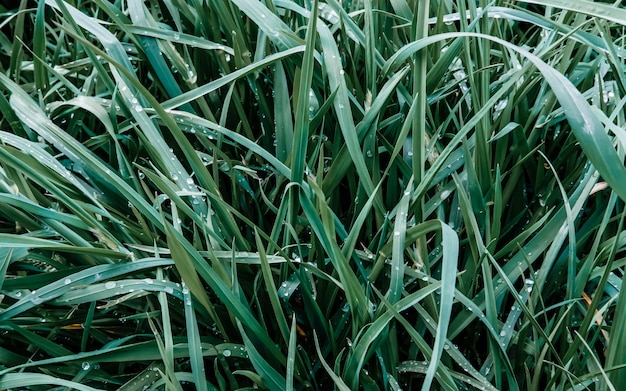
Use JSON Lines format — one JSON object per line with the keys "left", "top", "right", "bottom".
{"left": 157, "top": 269, "right": 176, "bottom": 389}
{"left": 0, "top": 233, "right": 124, "bottom": 257}
{"left": 231, "top": 0, "right": 300, "bottom": 51}
{"left": 33, "top": 0, "right": 48, "bottom": 91}
{"left": 286, "top": 315, "right": 297, "bottom": 391}
{"left": 182, "top": 286, "right": 209, "bottom": 391}
{"left": 291, "top": 0, "right": 318, "bottom": 185}
{"left": 0, "top": 259, "right": 173, "bottom": 321}
{"left": 516, "top": 0, "right": 626, "bottom": 27}
{"left": 273, "top": 61, "right": 293, "bottom": 163}
{"left": 605, "top": 209, "right": 626, "bottom": 386}
{"left": 421, "top": 221, "right": 459, "bottom": 390}
{"left": 363, "top": 0, "right": 376, "bottom": 99}
{"left": 412, "top": 0, "right": 429, "bottom": 195}
{"left": 0, "top": 373, "right": 101, "bottom": 391}
{"left": 162, "top": 46, "right": 305, "bottom": 110}
{"left": 124, "top": 25, "right": 233, "bottom": 53}
{"left": 389, "top": 182, "right": 411, "bottom": 304}
{"left": 45, "top": 1, "right": 200, "bottom": 197}
{"left": 0, "top": 248, "right": 11, "bottom": 290}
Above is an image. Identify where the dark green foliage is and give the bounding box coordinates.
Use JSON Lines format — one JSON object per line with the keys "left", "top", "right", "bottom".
{"left": 1, "top": 0, "right": 626, "bottom": 389}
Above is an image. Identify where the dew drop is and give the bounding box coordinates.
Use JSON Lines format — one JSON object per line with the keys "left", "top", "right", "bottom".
{"left": 223, "top": 349, "right": 232, "bottom": 357}
{"left": 81, "top": 362, "right": 91, "bottom": 370}
{"left": 105, "top": 281, "right": 116, "bottom": 289}
{"left": 64, "top": 278, "right": 72, "bottom": 285}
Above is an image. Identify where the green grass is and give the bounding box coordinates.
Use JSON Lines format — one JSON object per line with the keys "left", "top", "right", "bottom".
{"left": 2, "top": 0, "right": 626, "bottom": 389}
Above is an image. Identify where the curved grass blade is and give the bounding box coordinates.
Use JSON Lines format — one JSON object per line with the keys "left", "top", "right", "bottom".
{"left": 515, "top": 0, "right": 626, "bottom": 28}
{"left": 314, "top": 333, "right": 351, "bottom": 391}
{"left": 231, "top": 0, "right": 300, "bottom": 51}
{"left": 0, "top": 259, "right": 173, "bottom": 321}
{"left": 0, "top": 373, "right": 101, "bottom": 391}
{"left": 421, "top": 221, "right": 459, "bottom": 390}
{"left": 162, "top": 46, "right": 305, "bottom": 111}
{"left": 385, "top": 31, "right": 626, "bottom": 202}
{"left": 237, "top": 319, "right": 286, "bottom": 391}
{"left": 343, "top": 283, "right": 441, "bottom": 388}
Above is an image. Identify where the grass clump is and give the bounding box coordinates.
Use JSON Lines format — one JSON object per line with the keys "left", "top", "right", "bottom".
{"left": 2, "top": 0, "right": 626, "bottom": 389}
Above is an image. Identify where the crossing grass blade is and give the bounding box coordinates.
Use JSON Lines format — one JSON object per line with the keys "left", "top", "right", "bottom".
{"left": 237, "top": 320, "right": 287, "bottom": 391}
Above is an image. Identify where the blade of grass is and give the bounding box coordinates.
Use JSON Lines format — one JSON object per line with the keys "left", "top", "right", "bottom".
{"left": 286, "top": 315, "right": 297, "bottom": 391}
{"left": 0, "top": 373, "right": 101, "bottom": 391}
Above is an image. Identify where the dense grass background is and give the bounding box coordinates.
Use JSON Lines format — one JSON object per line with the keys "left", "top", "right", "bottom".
{"left": 2, "top": 0, "right": 626, "bottom": 389}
